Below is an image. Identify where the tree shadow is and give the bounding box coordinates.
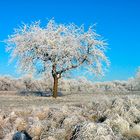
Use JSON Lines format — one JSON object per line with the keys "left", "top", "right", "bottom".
{"left": 18, "top": 90, "right": 63, "bottom": 97}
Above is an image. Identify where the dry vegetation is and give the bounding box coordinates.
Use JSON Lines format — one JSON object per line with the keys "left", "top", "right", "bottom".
{"left": 0, "top": 92, "right": 140, "bottom": 140}
{"left": 0, "top": 76, "right": 140, "bottom": 140}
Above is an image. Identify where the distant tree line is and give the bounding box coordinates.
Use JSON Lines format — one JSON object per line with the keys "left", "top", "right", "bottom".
{"left": 0, "top": 67, "right": 140, "bottom": 95}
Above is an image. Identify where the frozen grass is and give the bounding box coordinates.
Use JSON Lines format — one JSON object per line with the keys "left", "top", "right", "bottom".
{"left": 0, "top": 92, "right": 140, "bottom": 140}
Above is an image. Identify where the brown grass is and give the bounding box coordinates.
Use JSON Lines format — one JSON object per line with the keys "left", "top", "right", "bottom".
{"left": 0, "top": 91, "right": 140, "bottom": 140}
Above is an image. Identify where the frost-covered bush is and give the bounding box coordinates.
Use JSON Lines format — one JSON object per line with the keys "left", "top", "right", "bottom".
{"left": 0, "top": 96, "right": 140, "bottom": 140}
{"left": 93, "top": 80, "right": 129, "bottom": 94}
{"left": 59, "top": 78, "right": 95, "bottom": 93}
{"left": 75, "top": 122, "right": 117, "bottom": 140}
{"left": 0, "top": 76, "right": 17, "bottom": 91}
{"left": 0, "top": 75, "right": 52, "bottom": 92}
{"left": 128, "top": 67, "right": 140, "bottom": 91}
{"left": 0, "top": 74, "right": 139, "bottom": 94}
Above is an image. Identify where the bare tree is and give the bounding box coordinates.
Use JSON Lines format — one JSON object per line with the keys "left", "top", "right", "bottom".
{"left": 5, "top": 19, "right": 109, "bottom": 98}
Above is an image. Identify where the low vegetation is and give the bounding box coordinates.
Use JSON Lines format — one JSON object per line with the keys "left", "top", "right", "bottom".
{"left": 0, "top": 68, "right": 139, "bottom": 139}
{"left": 0, "top": 75, "right": 138, "bottom": 94}
{"left": 0, "top": 94, "right": 140, "bottom": 140}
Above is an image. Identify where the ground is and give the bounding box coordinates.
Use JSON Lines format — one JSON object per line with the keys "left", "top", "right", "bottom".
{"left": 0, "top": 91, "right": 140, "bottom": 140}
{"left": 0, "top": 91, "right": 132, "bottom": 110}
{"left": 0, "top": 91, "right": 139, "bottom": 108}
{"left": 0, "top": 92, "right": 99, "bottom": 111}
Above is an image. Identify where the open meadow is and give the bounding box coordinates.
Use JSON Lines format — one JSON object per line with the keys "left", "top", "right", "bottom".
{"left": 0, "top": 90, "right": 140, "bottom": 140}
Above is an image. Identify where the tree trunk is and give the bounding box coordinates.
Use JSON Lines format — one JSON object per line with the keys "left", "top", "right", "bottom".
{"left": 52, "top": 75, "right": 58, "bottom": 98}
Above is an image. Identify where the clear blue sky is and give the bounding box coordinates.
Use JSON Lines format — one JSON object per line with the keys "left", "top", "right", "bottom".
{"left": 0, "top": 0, "right": 140, "bottom": 81}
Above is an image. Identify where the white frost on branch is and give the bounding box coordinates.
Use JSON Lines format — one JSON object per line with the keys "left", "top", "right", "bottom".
{"left": 5, "top": 19, "right": 109, "bottom": 77}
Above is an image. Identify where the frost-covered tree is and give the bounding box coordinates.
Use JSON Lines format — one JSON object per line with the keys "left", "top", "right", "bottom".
{"left": 127, "top": 67, "right": 140, "bottom": 91}
{"left": 135, "top": 67, "right": 140, "bottom": 82}
{"left": 5, "top": 19, "right": 109, "bottom": 98}
{"left": 132, "top": 67, "right": 140, "bottom": 90}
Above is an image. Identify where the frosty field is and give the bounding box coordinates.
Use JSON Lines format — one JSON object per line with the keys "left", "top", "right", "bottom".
{"left": 0, "top": 0, "right": 140, "bottom": 139}
{"left": 0, "top": 91, "right": 140, "bottom": 140}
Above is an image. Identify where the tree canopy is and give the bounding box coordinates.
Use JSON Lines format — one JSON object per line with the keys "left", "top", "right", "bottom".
{"left": 6, "top": 19, "right": 109, "bottom": 97}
